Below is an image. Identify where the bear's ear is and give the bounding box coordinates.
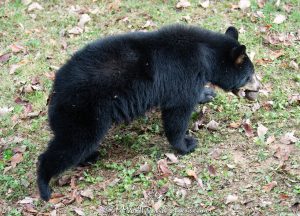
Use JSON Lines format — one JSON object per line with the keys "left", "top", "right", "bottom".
{"left": 225, "top": 26, "right": 239, "bottom": 40}
{"left": 231, "top": 45, "right": 246, "bottom": 65}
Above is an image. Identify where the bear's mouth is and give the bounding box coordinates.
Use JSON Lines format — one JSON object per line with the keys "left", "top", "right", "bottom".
{"left": 232, "top": 89, "right": 259, "bottom": 101}
{"left": 232, "top": 74, "right": 261, "bottom": 101}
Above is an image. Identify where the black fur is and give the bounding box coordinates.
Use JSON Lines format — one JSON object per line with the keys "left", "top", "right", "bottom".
{"left": 37, "top": 24, "right": 255, "bottom": 201}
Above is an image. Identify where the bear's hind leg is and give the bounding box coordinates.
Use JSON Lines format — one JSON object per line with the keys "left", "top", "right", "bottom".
{"left": 37, "top": 137, "right": 102, "bottom": 201}
{"left": 162, "top": 106, "right": 198, "bottom": 155}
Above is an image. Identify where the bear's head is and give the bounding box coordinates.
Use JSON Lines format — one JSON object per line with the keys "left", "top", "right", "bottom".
{"left": 211, "top": 26, "right": 261, "bottom": 100}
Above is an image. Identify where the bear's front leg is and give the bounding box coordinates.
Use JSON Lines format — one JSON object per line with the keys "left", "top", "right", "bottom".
{"left": 198, "top": 87, "right": 216, "bottom": 104}
{"left": 162, "top": 106, "right": 197, "bottom": 154}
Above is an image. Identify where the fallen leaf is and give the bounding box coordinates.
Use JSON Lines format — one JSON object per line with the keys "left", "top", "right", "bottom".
{"left": 108, "top": 0, "right": 121, "bottom": 11}
{"left": 28, "top": 2, "right": 43, "bottom": 11}
{"left": 80, "top": 188, "right": 94, "bottom": 200}
{"left": 22, "top": 0, "right": 32, "bottom": 6}
{"left": 45, "top": 71, "right": 56, "bottom": 80}
{"left": 229, "top": 121, "right": 241, "bottom": 129}
{"left": 50, "top": 210, "right": 57, "bottom": 216}
{"left": 239, "top": 0, "right": 251, "bottom": 10}
{"left": 225, "top": 194, "right": 238, "bottom": 204}
{"left": 74, "top": 208, "right": 85, "bottom": 216}
{"left": 243, "top": 120, "right": 254, "bottom": 137}
{"left": 199, "top": 0, "right": 209, "bottom": 8}
{"left": 153, "top": 199, "right": 163, "bottom": 212}
{"left": 158, "top": 184, "right": 169, "bottom": 194}
{"left": 273, "top": 14, "right": 286, "bottom": 24}
{"left": 0, "top": 106, "right": 13, "bottom": 116}
{"left": 11, "top": 153, "right": 23, "bottom": 168}
{"left": 252, "top": 102, "right": 260, "bottom": 112}
{"left": 210, "top": 148, "right": 222, "bottom": 159}
{"left": 176, "top": 0, "right": 191, "bottom": 9}
{"left": 207, "top": 164, "right": 216, "bottom": 175}
{"left": 274, "top": 147, "right": 290, "bottom": 161}
{"left": 157, "top": 159, "right": 172, "bottom": 176}
{"left": 288, "top": 94, "right": 300, "bottom": 105}
{"left": 9, "top": 64, "right": 22, "bottom": 74}
{"left": 206, "top": 120, "right": 219, "bottom": 130}
{"left": 18, "top": 197, "right": 34, "bottom": 204}
{"left": 78, "top": 14, "right": 91, "bottom": 29}
{"left": 257, "top": 0, "right": 266, "bottom": 8}
{"left": 174, "top": 177, "right": 191, "bottom": 188}
{"left": 280, "top": 132, "right": 298, "bottom": 144}
{"left": 266, "top": 135, "right": 275, "bottom": 144}
{"left": 257, "top": 123, "right": 268, "bottom": 138}
{"left": 23, "top": 204, "right": 38, "bottom": 213}
{"left": 133, "top": 163, "right": 152, "bottom": 176}
{"left": 279, "top": 194, "right": 289, "bottom": 200}
{"left": 10, "top": 44, "right": 25, "bottom": 53}
{"left": 186, "top": 169, "right": 204, "bottom": 189}
{"left": 289, "top": 60, "right": 299, "bottom": 70}
{"left": 270, "top": 50, "right": 284, "bottom": 60}
{"left": 142, "top": 20, "right": 156, "bottom": 29}
{"left": 262, "top": 181, "right": 277, "bottom": 192}
{"left": 0, "top": 53, "right": 11, "bottom": 63}
{"left": 68, "top": 26, "right": 83, "bottom": 35}
{"left": 165, "top": 153, "right": 178, "bottom": 163}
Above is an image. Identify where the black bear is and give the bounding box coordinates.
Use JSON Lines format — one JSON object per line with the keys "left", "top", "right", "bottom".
{"left": 37, "top": 25, "right": 260, "bottom": 201}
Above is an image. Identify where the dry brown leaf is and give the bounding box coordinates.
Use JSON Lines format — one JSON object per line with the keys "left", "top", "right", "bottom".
{"left": 108, "top": 0, "right": 121, "bottom": 11}
{"left": 263, "top": 181, "right": 277, "bottom": 192}
{"left": 176, "top": 0, "right": 191, "bottom": 9}
{"left": 157, "top": 159, "right": 172, "bottom": 176}
{"left": 270, "top": 50, "right": 284, "bottom": 60}
{"left": 186, "top": 169, "right": 204, "bottom": 189}
{"left": 153, "top": 199, "right": 163, "bottom": 212}
{"left": 243, "top": 120, "right": 254, "bottom": 137}
{"left": 80, "top": 188, "right": 94, "bottom": 200}
{"left": 74, "top": 208, "right": 85, "bottom": 216}
{"left": 0, "top": 106, "right": 13, "bottom": 116}
{"left": 165, "top": 153, "right": 178, "bottom": 163}
{"left": 225, "top": 194, "right": 238, "bottom": 204}
{"left": 23, "top": 204, "right": 38, "bottom": 213}
{"left": 280, "top": 132, "right": 298, "bottom": 144}
{"left": 257, "top": 0, "right": 266, "bottom": 8}
{"left": 133, "top": 163, "right": 152, "bottom": 176}
{"left": 10, "top": 44, "right": 25, "bottom": 53}
{"left": 68, "top": 26, "right": 83, "bottom": 35}
{"left": 0, "top": 53, "right": 10, "bottom": 63}
{"left": 207, "top": 164, "right": 217, "bottom": 175}
{"left": 11, "top": 153, "right": 23, "bottom": 168}
{"left": 239, "top": 0, "right": 251, "bottom": 10}
{"left": 229, "top": 121, "right": 241, "bottom": 129}
{"left": 257, "top": 123, "right": 268, "bottom": 138}
{"left": 199, "top": 0, "right": 209, "bottom": 8}
{"left": 158, "top": 184, "right": 169, "bottom": 194}
{"left": 142, "top": 20, "right": 156, "bottom": 29}
{"left": 289, "top": 60, "right": 299, "bottom": 70}
{"left": 27, "top": 2, "right": 43, "bottom": 11}
{"left": 273, "top": 14, "right": 286, "bottom": 24}
{"left": 78, "top": 14, "right": 91, "bottom": 29}
{"left": 288, "top": 94, "right": 300, "bottom": 105}
{"left": 18, "top": 197, "right": 34, "bottom": 204}
{"left": 266, "top": 135, "right": 275, "bottom": 144}
{"left": 274, "top": 147, "right": 290, "bottom": 161}
{"left": 174, "top": 177, "right": 191, "bottom": 188}
{"left": 206, "top": 120, "right": 219, "bottom": 130}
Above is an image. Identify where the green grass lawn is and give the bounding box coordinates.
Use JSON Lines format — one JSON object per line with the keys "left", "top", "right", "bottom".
{"left": 0, "top": 0, "right": 299, "bottom": 215}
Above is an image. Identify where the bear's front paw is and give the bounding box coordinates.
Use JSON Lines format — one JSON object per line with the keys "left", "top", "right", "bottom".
{"left": 198, "top": 87, "right": 216, "bottom": 104}
{"left": 174, "top": 136, "right": 198, "bottom": 155}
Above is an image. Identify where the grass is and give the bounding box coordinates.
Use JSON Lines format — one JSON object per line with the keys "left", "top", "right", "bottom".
{"left": 0, "top": 0, "right": 300, "bottom": 215}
